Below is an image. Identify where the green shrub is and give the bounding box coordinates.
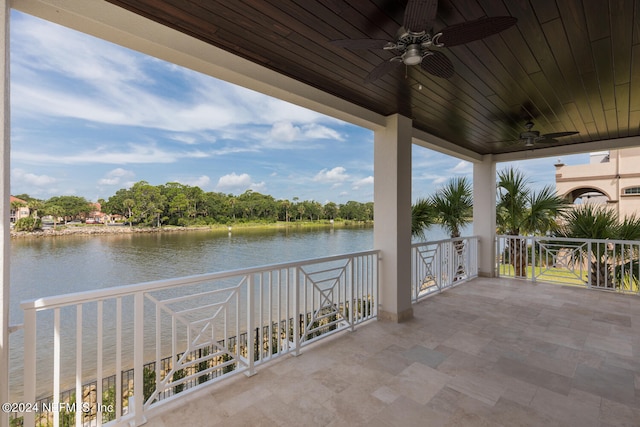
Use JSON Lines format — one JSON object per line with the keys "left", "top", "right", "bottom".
{"left": 14, "top": 217, "right": 41, "bottom": 231}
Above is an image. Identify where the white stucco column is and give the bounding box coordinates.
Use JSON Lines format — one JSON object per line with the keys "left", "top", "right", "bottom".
{"left": 0, "top": 1, "right": 10, "bottom": 426}
{"left": 374, "top": 114, "right": 413, "bottom": 322}
{"left": 473, "top": 155, "right": 496, "bottom": 277}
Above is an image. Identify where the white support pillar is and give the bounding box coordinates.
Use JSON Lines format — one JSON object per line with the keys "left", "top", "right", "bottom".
{"left": 374, "top": 114, "right": 413, "bottom": 322}
{"left": 0, "top": 1, "right": 10, "bottom": 426}
{"left": 473, "top": 155, "right": 496, "bottom": 277}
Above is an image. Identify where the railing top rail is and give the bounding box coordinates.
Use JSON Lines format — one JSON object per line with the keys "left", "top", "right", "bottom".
{"left": 496, "top": 235, "right": 640, "bottom": 246}
{"left": 20, "top": 249, "right": 380, "bottom": 311}
{"left": 411, "top": 235, "right": 478, "bottom": 248}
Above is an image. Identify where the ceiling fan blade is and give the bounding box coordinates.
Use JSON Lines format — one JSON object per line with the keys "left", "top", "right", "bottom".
{"left": 421, "top": 51, "right": 454, "bottom": 79}
{"left": 330, "top": 39, "right": 390, "bottom": 49}
{"left": 542, "top": 131, "right": 578, "bottom": 139}
{"left": 438, "top": 16, "right": 517, "bottom": 47}
{"left": 538, "top": 138, "right": 560, "bottom": 144}
{"left": 365, "top": 60, "right": 400, "bottom": 82}
{"left": 403, "top": 0, "right": 438, "bottom": 33}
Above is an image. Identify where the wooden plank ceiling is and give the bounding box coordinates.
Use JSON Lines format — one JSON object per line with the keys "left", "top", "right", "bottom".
{"left": 105, "top": 0, "right": 640, "bottom": 156}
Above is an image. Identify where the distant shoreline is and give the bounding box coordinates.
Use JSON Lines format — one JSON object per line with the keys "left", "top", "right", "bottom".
{"left": 10, "top": 220, "right": 372, "bottom": 238}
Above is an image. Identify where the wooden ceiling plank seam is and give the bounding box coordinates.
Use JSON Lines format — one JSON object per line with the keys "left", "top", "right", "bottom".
{"left": 634, "top": 0, "right": 640, "bottom": 45}
{"left": 609, "top": 0, "right": 634, "bottom": 86}
{"left": 629, "top": 110, "right": 640, "bottom": 133}
{"left": 582, "top": 70, "right": 610, "bottom": 139}
{"left": 106, "top": 1, "right": 223, "bottom": 45}
{"left": 584, "top": 121, "right": 600, "bottom": 140}
{"left": 615, "top": 83, "right": 631, "bottom": 137}
{"left": 583, "top": 0, "right": 611, "bottom": 42}
{"left": 196, "top": 1, "right": 291, "bottom": 38}
{"left": 591, "top": 37, "right": 616, "bottom": 111}
{"left": 530, "top": 0, "right": 560, "bottom": 24}
{"left": 563, "top": 102, "right": 590, "bottom": 141}
{"left": 202, "top": 1, "right": 382, "bottom": 86}
{"left": 417, "top": 76, "right": 515, "bottom": 140}
{"left": 266, "top": 0, "right": 407, "bottom": 101}
{"left": 539, "top": 18, "right": 587, "bottom": 135}
{"left": 556, "top": 0, "right": 596, "bottom": 126}
{"left": 265, "top": 0, "right": 397, "bottom": 69}
{"left": 605, "top": 108, "right": 620, "bottom": 138}
{"left": 201, "top": 4, "right": 401, "bottom": 111}
{"left": 307, "top": 0, "right": 399, "bottom": 38}
{"left": 629, "top": 44, "right": 640, "bottom": 111}
{"left": 410, "top": 86, "right": 499, "bottom": 140}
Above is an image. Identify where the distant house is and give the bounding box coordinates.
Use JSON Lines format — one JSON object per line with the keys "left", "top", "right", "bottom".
{"left": 10, "top": 196, "right": 30, "bottom": 223}
{"left": 86, "top": 202, "right": 106, "bottom": 224}
{"left": 555, "top": 147, "right": 640, "bottom": 218}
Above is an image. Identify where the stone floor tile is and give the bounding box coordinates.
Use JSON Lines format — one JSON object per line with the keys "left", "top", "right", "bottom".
{"left": 599, "top": 397, "right": 640, "bottom": 427}
{"left": 447, "top": 372, "right": 506, "bottom": 406}
{"left": 530, "top": 386, "right": 599, "bottom": 427}
{"left": 585, "top": 332, "right": 634, "bottom": 357}
{"left": 387, "top": 362, "right": 451, "bottom": 405}
{"left": 442, "top": 330, "right": 493, "bottom": 356}
{"left": 524, "top": 348, "right": 578, "bottom": 378}
{"left": 401, "top": 344, "right": 448, "bottom": 368}
{"left": 573, "top": 363, "right": 637, "bottom": 405}
{"left": 492, "top": 356, "right": 573, "bottom": 395}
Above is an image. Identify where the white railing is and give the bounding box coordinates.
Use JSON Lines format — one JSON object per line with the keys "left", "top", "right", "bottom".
{"left": 411, "top": 236, "right": 478, "bottom": 302}
{"left": 497, "top": 235, "right": 640, "bottom": 293}
{"left": 15, "top": 250, "right": 378, "bottom": 427}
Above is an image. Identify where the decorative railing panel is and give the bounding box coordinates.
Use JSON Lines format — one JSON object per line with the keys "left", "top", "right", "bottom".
{"left": 15, "top": 250, "right": 378, "bottom": 426}
{"left": 497, "top": 235, "right": 640, "bottom": 293}
{"left": 411, "top": 237, "right": 478, "bottom": 302}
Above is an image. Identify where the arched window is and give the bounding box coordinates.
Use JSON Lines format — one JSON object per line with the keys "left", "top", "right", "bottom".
{"left": 622, "top": 187, "right": 640, "bottom": 195}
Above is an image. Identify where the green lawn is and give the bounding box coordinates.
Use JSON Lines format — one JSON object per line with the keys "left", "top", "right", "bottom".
{"left": 498, "top": 264, "right": 640, "bottom": 292}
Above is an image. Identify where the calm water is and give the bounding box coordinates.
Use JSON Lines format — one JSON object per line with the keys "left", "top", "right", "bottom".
{"left": 9, "top": 226, "right": 378, "bottom": 324}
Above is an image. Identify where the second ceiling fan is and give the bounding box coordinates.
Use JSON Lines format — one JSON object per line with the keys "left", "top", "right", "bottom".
{"left": 331, "top": 0, "right": 517, "bottom": 82}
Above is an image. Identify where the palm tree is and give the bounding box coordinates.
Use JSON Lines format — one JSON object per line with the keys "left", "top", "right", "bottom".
{"left": 46, "top": 205, "right": 65, "bottom": 229}
{"left": 430, "top": 177, "right": 473, "bottom": 238}
{"left": 557, "top": 204, "right": 640, "bottom": 288}
{"left": 411, "top": 198, "right": 436, "bottom": 239}
{"left": 497, "top": 167, "right": 569, "bottom": 277}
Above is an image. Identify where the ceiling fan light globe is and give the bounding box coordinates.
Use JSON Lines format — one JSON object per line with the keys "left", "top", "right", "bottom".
{"left": 402, "top": 45, "right": 423, "bottom": 65}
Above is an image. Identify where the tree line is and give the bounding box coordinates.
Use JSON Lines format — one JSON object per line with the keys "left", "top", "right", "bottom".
{"left": 12, "top": 181, "right": 374, "bottom": 230}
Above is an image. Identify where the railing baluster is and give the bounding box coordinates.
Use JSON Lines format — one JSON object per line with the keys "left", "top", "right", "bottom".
{"left": 75, "top": 304, "right": 83, "bottom": 427}
{"left": 115, "top": 297, "right": 122, "bottom": 419}
{"left": 53, "top": 308, "right": 61, "bottom": 427}
{"left": 133, "top": 292, "right": 145, "bottom": 426}
{"left": 97, "top": 300, "right": 103, "bottom": 427}
{"left": 246, "top": 274, "right": 255, "bottom": 376}
{"left": 293, "top": 267, "right": 300, "bottom": 356}
{"left": 23, "top": 307, "right": 36, "bottom": 427}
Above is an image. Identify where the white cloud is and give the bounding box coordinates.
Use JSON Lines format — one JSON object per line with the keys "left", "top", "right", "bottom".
{"left": 216, "top": 173, "right": 264, "bottom": 193}
{"left": 301, "top": 123, "right": 344, "bottom": 141}
{"left": 270, "top": 122, "right": 300, "bottom": 142}
{"left": 12, "top": 14, "right": 346, "bottom": 136}
{"left": 12, "top": 168, "right": 57, "bottom": 187}
{"left": 98, "top": 168, "right": 135, "bottom": 185}
{"left": 178, "top": 175, "right": 211, "bottom": 188}
{"left": 13, "top": 143, "right": 209, "bottom": 165}
{"left": 314, "top": 167, "right": 349, "bottom": 183}
{"left": 450, "top": 160, "right": 472, "bottom": 174}
{"left": 352, "top": 176, "right": 374, "bottom": 189}
{"left": 433, "top": 176, "right": 447, "bottom": 185}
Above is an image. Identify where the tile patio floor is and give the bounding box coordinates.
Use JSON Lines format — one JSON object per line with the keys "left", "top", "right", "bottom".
{"left": 151, "top": 277, "right": 640, "bottom": 426}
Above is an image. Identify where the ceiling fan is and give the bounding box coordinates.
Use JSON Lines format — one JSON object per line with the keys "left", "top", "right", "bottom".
{"left": 330, "top": 0, "right": 517, "bottom": 82}
{"left": 517, "top": 120, "right": 578, "bottom": 147}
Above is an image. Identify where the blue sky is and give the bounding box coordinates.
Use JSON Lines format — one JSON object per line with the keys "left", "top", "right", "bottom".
{"left": 10, "top": 11, "right": 589, "bottom": 204}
